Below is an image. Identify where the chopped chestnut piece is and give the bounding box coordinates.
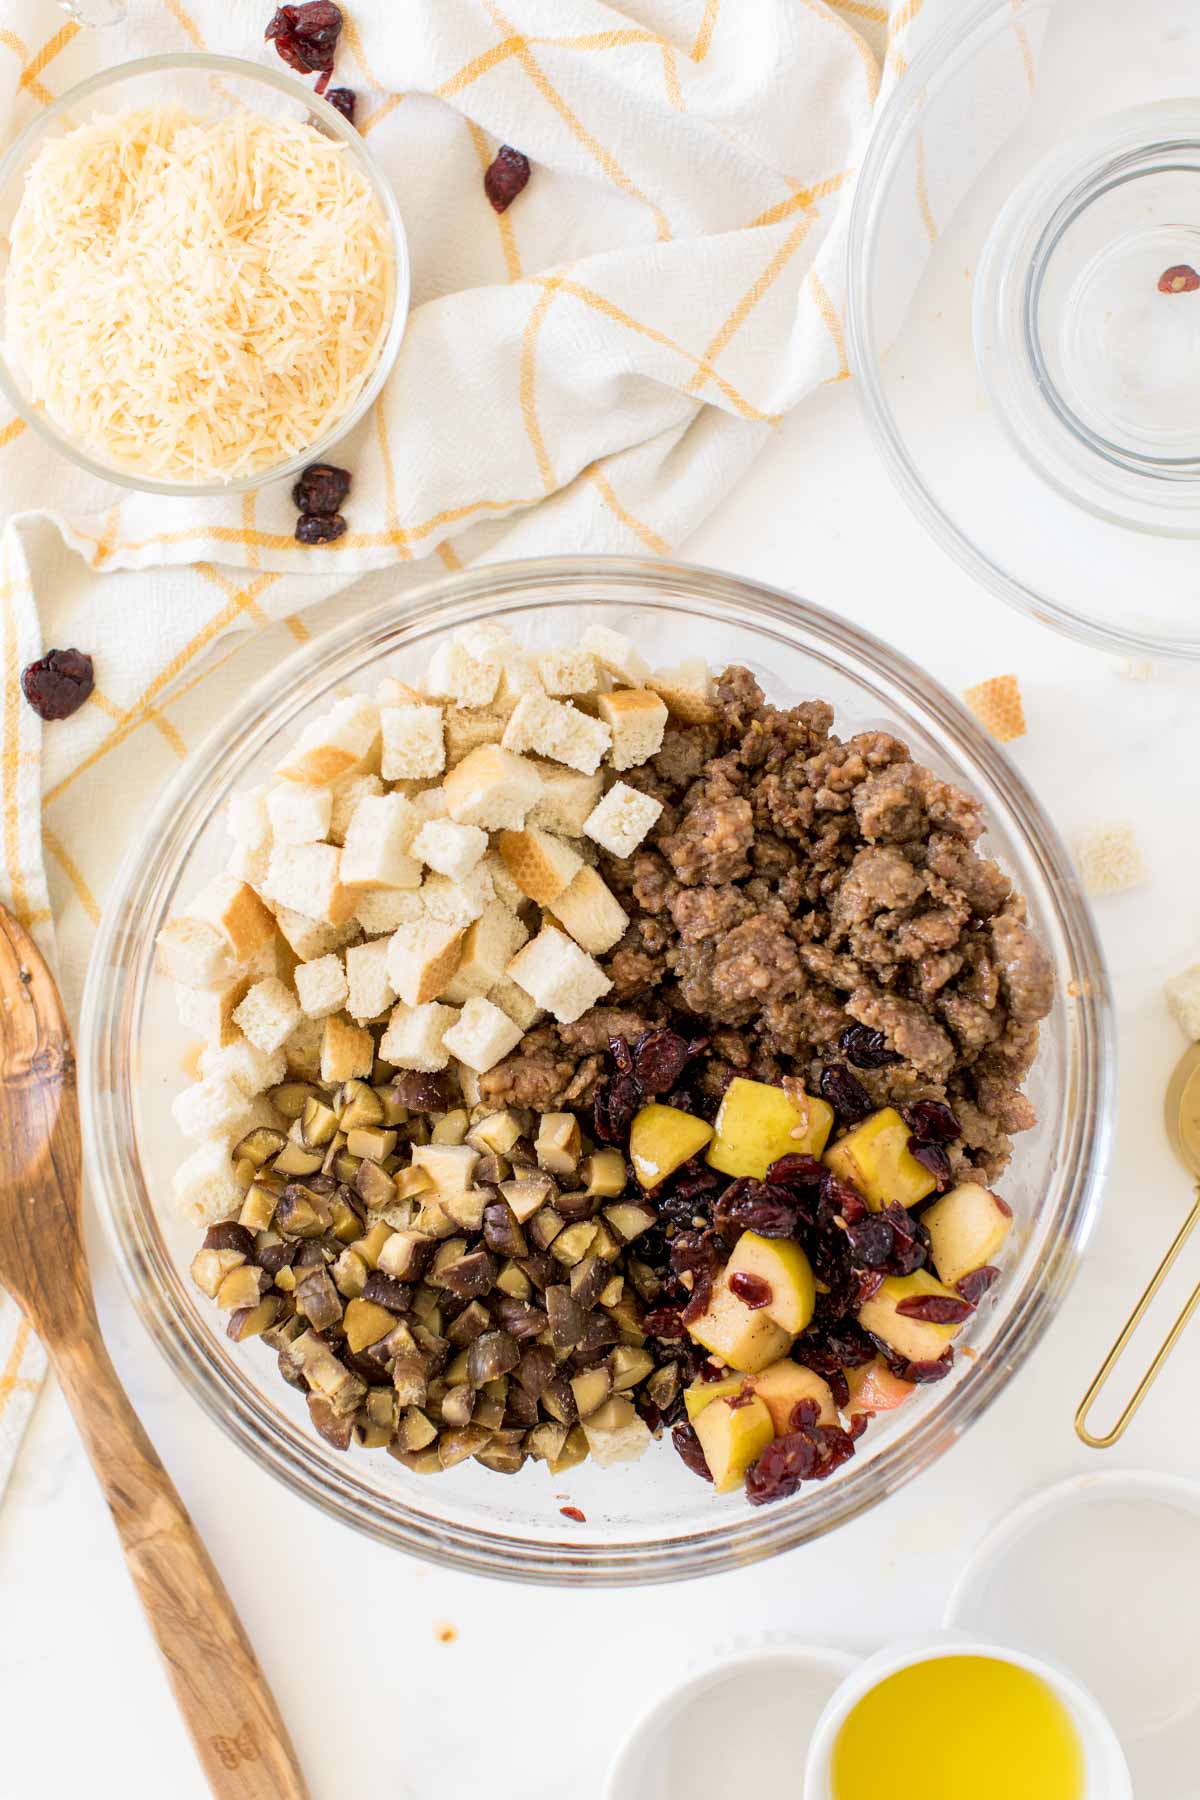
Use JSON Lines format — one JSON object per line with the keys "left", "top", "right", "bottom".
{"left": 307, "top": 1392, "right": 355, "bottom": 1450}
{"left": 467, "top": 1330, "right": 520, "bottom": 1387}
{"left": 203, "top": 1221, "right": 255, "bottom": 1258}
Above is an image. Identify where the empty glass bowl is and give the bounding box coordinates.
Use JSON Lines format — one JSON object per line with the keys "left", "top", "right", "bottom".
{"left": 81, "top": 557, "right": 1113, "bottom": 1583}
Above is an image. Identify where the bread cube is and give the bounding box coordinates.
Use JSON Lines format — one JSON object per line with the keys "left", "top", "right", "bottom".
{"left": 157, "top": 916, "right": 236, "bottom": 989}
{"left": 233, "top": 977, "right": 301, "bottom": 1055}
{"left": 548, "top": 866, "right": 629, "bottom": 954}
{"left": 525, "top": 761, "right": 605, "bottom": 836}
{"left": 198, "top": 1037, "right": 286, "bottom": 1098}
{"left": 320, "top": 1014, "right": 375, "bottom": 1084}
{"left": 580, "top": 625, "right": 650, "bottom": 687}
{"left": 267, "top": 781, "right": 333, "bottom": 846}
{"left": 274, "top": 695, "right": 380, "bottom": 786}
{"left": 420, "top": 867, "right": 494, "bottom": 929}
{"left": 345, "top": 938, "right": 397, "bottom": 1022}
{"left": 488, "top": 974, "right": 545, "bottom": 1030}
{"left": 175, "top": 972, "right": 252, "bottom": 1047}
{"left": 374, "top": 676, "right": 425, "bottom": 707}
{"left": 340, "top": 793, "right": 421, "bottom": 892}
{"left": 226, "top": 839, "right": 272, "bottom": 893}
{"left": 455, "top": 621, "right": 517, "bottom": 663}
{"left": 424, "top": 641, "right": 501, "bottom": 707}
{"left": 1074, "top": 822, "right": 1148, "bottom": 896}
{"left": 386, "top": 918, "right": 466, "bottom": 1006}
{"left": 187, "top": 875, "right": 277, "bottom": 965}
{"left": 381, "top": 703, "right": 445, "bottom": 782}
{"left": 442, "top": 997, "right": 523, "bottom": 1074}
{"left": 264, "top": 843, "right": 355, "bottom": 925}
{"left": 498, "top": 826, "right": 583, "bottom": 906}
{"left": 507, "top": 924, "right": 612, "bottom": 1024}
{"left": 172, "top": 1138, "right": 244, "bottom": 1226}
{"left": 171, "top": 1075, "right": 252, "bottom": 1141}
{"left": 442, "top": 903, "right": 530, "bottom": 1004}
{"left": 412, "top": 818, "right": 487, "bottom": 883}
{"left": 294, "top": 952, "right": 349, "bottom": 1019}
{"left": 443, "top": 708, "right": 504, "bottom": 769}
{"left": 443, "top": 745, "right": 543, "bottom": 830}
{"left": 583, "top": 782, "right": 663, "bottom": 858}
{"left": 273, "top": 906, "right": 360, "bottom": 961}
{"left": 489, "top": 654, "right": 543, "bottom": 718}
{"left": 647, "top": 658, "right": 716, "bottom": 724}
{"left": 226, "top": 785, "right": 270, "bottom": 849}
{"left": 411, "top": 787, "right": 450, "bottom": 822}
{"left": 537, "top": 649, "right": 602, "bottom": 696}
{"left": 354, "top": 889, "right": 425, "bottom": 938}
{"left": 962, "top": 673, "right": 1026, "bottom": 745}
{"left": 1166, "top": 964, "right": 1200, "bottom": 1041}
{"left": 379, "top": 1002, "right": 458, "bottom": 1072}
{"left": 501, "top": 693, "right": 611, "bottom": 776}
{"left": 596, "top": 690, "right": 668, "bottom": 771}
{"left": 328, "top": 772, "right": 383, "bottom": 847}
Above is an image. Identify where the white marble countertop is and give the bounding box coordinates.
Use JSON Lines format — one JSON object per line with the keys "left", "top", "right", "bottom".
{"left": 2, "top": 375, "right": 1199, "bottom": 1799}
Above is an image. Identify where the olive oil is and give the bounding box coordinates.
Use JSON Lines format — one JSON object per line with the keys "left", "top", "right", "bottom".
{"left": 831, "top": 1655, "right": 1085, "bottom": 1800}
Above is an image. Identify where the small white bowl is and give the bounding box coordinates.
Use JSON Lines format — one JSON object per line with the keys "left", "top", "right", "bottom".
{"left": 604, "top": 1643, "right": 861, "bottom": 1800}
{"left": 803, "top": 1634, "right": 1132, "bottom": 1799}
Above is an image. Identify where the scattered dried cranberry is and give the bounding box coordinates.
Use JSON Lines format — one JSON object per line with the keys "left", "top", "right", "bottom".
{"left": 324, "top": 86, "right": 356, "bottom": 125}
{"left": 902, "top": 1100, "right": 961, "bottom": 1142}
{"left": 819, "top": 1062, "right": 872, "bottom": 1124}
{"left": 609, "top": 1035, "right": 635, "bottom": 1075}
{"left": 745, "top": 1414, "right": 859, "bottom": 1505}
{"left": 838, "top": 1025, "right": 901, "bottom": 1069}
{"left": 788, "top": 1397, "right": 821, "bottom": 1432}
{"left": 794, "top": 1325, "right": 877, "bottom": 1376}
{"left": 766, "top": 1153, "right": 825, "bottom": 1189}
{"left": 821, "top": 1172, "right": 868, "bottom": 1225}
{"left": 593, "top": 1071, "right": 642, "bottom": 1145}
{"left": 726, "top": 1384, "right": 757, "bottom": 1410}
{"left": 1158, "top": 263, "right": 1200, "bottom": 294}
{"left": 845, "top": 1212, "right": 896, "bottom": 1268}
{"left": 846, "top": 1411, "right": 869, "bottom": 1442}
{"left": 957, "top": 1265, "right": 999, "bottom": 1306}
{"left": 632, "top": 1027, "right": 697, "bottom": 1095}
{"left": 266, "top": 2, "right": 343, "bottom": 91}
{"left": 21, "top": 648, "right": 94, "bottom": 721}
{"left": 672, "top": 1421, "right": 713, "bottom": 1481}
{"left": 849, "top": 1267, "right": 885, "bottom": 1308}
{"left": 295, "top": 512, "right": 348, "bottom": 545}
{"left": 902, "top": 1347, "right": 955, "bottom": 1384}
{"left": 643, "top": 1306, "right": 686, "bottom": 1340}
{"left": 560, "top": 1505, "right": 586, "bottom": 1522}
{"left": 729, "top": 1271, "right": 772, "bottom": 1310}
{"left": 713, "top": 1179, "right": 798, "bottom": 1241}
{"left": 908, "top": 1137, "right": 952, "bottom": 1189}
{"left": 293, "top": 462, "right": 351, "bottom": 514}
{"left": 669, "top": 1230, "right": 721, "bottom": 1283}
{"left": 895, "top": 1293, "right": 974, "bottom": 1325}
{"left": 484, "top": 145, "right": 531, "bottom": 213}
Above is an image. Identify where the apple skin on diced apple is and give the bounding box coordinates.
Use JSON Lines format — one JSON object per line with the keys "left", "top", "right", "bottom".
{"left": 706, "top": 1076, "right": 834, "bottom": 1180}
{"left": 687, "top": 1281, "right": 791, "bottom": 1374}
{"left": 845, "top": 1356, "right": 915, "bottom": 1416}
{"left": 693, "top": 1392, "right": 775, "bottom": 1492}
{"left": 629, "top": 1102, "right": 714, "bottom": 1190}
{"left": 684, "top": 1359, "right": 838, "bottom": 1433}
{"left": 857, "top": 1271, "right": 964, "bottom": 1364}
{"left": 922, "top": 1181, "right": 1013, "bottom": 1287}
{"left": 822, "top": 1106, "right": 938, "bottom": 1210}
{"left": 725, "top": 1231, "right": 816, "bottom": 1335}
{"left": 684, "top": 1373, "right": 750, "bottom": 1421}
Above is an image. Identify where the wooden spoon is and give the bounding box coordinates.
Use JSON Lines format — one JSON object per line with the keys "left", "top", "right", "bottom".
{"left": 0, "top": 905, "right": 308, "bottom": 1799}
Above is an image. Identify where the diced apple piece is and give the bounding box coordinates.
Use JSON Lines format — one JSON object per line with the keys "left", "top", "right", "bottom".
{"left": 726, "top": 1231, "right": 816, "bottom": 1335}
{"left": 629, "top": 1102, "right": 714, "bottom": 1190}
{"left": 683, "top": 1373, "right": 747, "bottom": 1421}
{"left": 687, "top": 1281, "right": 790, "bottom": 1374}
{"left": 707, "top": 1077, "right": 834, "bottom": 1180}
{"left": 857, "top": 1271, "right": 964, "bottom": 1364}
{"left": 823, "top": 1106, "right": 937, "bottom": 1210}
{"left": 845, "top": 1357, "right": 915, "bottom": 1416}
{"left": 923, "top": 1182, "right": 1014, "bottom": 1287}
{"left": 751, "top": 1360, "right": 838, "bottom": 1433}
{"left": 693, "top": 1392, "right": 775, "bottom": 1493}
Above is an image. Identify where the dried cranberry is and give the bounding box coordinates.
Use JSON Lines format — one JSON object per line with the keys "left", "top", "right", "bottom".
{"left": 643, "top": 1306, "right": 686, "bottom": 1340}
{"left": 21, "top": 648, "right": 94, "bottom": 721}
{"left": 1159, "top": 263, "right": 1200, "bottom": 294}
{"left": 957, "top": 1265, "right": 999, "bottom": 1306}
{"left": 266, "top": 2, "right": 343, "bottom": 86}
{"left": 765, "top": 1153, "right": 825, "bottom": 1189}
{"left": 794, "top": 1326, "right": 876, "bottom": 1375}
{"left": 609, "top": 1035, "right": 635, "bottom": 1076}
{"left": 680, "top": 1273, "right": 714, "bottom": 1326}
{"left": 895, "top": 1293, "right": 973, "bottom": 1324}
{"left": 295, "top": 511, "right": 347, "bottom": 545}
{"left": 746, "top": 1429, "right": 820, "bottom": 1503}
{"left": 821, "top": 1173, "right": 868, "bottom": 1225}
{"left": 908, "top": 1137, "right": 952, "bottom": 1188}
{"left": 593, "top": 1072, "right": 642, "bottom": 1146}
{"left": 713, "top": 1179, "right": 798, "bottom": 1241}
{"left": 826, "top": 1367, "right": 850, "bottom": 1411}
{"left": 838, "top": 1025, "right": 902, "bottom": 1069}
{"left": 876, "top": 1201, "right": 928, "bottom": 1275}
{"left": 901, "top": 1099, "right": 961, "bottom": 1142}
{"left": 849, "top": 1268, "right": 885, "bottom": 1308}
{"left": 632, "top": 1027, "right": 695, "bottom": 1095}
{"left": 846, "top": 1411, "right": 869, "bottom": 1442}
{"left": 484, "top": 145, "right": 531, "bottom": 213}
{"left": 788, "top": 1397, "right": 821, "bottom": 1432}
{"left": 672, "top": 1421, "right": 713, "bottom": 1481}
{"left": 668, "top": 1230, "right": 721, "bottom": 1282}
{"left": 845, "top": 1212, "right": 895, "bottom": 1268}
{"left": 292, "top": 461, "right": 351, "bottom": 514}
{"left": 902, "top": 1347, "right": 955, "bottom": 1383}
{"left": 324, "top": 86, "right": 356, "bottom": 125}
{"left": 819, "top": 1062, "right": 872, "bottom": 1123}
{"left": 560, "top": 1505, "right": 586, "bottom": 1522}
{"left": 729, "top": 1271, "right": 772, "bottom": 1310}
{"left": 726, "top": 1383, "right": 757, "bottom": 1410}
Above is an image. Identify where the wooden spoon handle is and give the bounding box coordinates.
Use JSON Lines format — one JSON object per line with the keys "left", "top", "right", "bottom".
{"left": 50, "top": 1326, "right": 309, "bottom": 1800}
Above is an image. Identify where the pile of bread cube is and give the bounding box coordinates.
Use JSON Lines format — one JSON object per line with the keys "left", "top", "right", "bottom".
{"left": 161, "top": 621, "right": 717, "bottom": 1226}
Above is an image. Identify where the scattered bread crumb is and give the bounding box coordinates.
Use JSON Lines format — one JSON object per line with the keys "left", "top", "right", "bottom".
{"left": 1073, "top": 821, "right": 1149, "bottom": 896}
{"left": 1165, "top": 964, "right": 1200, "bottom": 1040}
{"left": 962, "top": 673, "right": 1026, "bottom": 744}
{"left": 434, "top": 1621, "right": 458, "bottom": 1645}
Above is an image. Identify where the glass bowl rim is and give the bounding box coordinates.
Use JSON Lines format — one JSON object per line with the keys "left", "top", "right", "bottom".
{"left": 80, "top": 553, "right": 1115, "bottom": 1585}
{"left": 0, "top": 50, "right": 411, "bottom": 498}
{"left": 845, "top": 0, "right": 1200, "bottom": 663}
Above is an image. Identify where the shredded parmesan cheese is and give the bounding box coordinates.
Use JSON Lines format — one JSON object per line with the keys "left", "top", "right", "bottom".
{"left": 5, "top": 106, "right": 393, "bottom": 483}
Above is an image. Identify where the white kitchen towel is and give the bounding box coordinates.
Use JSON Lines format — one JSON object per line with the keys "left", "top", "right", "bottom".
{"left": 0, "top": 0, "right": 947, "bottom": 1496}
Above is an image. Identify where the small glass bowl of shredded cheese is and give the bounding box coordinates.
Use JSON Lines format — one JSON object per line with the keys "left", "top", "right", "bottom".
{"left": 0, "top": 53, "right": 409, "bottom": 492}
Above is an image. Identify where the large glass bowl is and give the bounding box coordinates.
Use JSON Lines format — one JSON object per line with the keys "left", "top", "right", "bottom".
{"left": 80, "top": 558, "right": 1114, "bottom": 1584}
{"left": 847, "top": 0, "right": 1200, "bottom": 661}
{"left": 0, "top": 53, "right": 409, "bottom": 496}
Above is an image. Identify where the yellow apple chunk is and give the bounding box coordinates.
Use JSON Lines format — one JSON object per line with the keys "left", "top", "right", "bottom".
{"left": 629, "top": 1102, "right": 714, "bottom": 1190}
{"left": 687, "top": 1280, "right": 790, "bottom": 1374}
{"left": 693, "top": 1392, "right": 775, "bottom": 1492}
{"left": 706, "top": 1076, "right": 834, "bottom": 1180}
{"left": 726, "top": 1230, "right": 816, "bottom": 1335}
{"left": 683, "top": 1373, "right": 748, "bottom": 1421}
{"left": 922, "top": 1182, "right": 1013, "bottom": 1287}
{"left": 857, "top": 1270, "right": 964, "bottom": 1364}
{"left": 823, "top": 1106, "right": 938, "bottom": 1210}
{"left": 751, "top": 1360, "right": 838, "bottom": 1433}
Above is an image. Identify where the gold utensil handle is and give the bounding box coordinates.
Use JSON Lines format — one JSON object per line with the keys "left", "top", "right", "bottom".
{"left": 1076, "top": 1182, "right": 1200, "bottom": 1449}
